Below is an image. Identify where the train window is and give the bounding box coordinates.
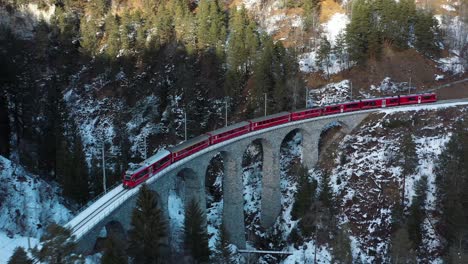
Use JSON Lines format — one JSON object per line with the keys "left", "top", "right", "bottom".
{"left": 408, "top": 97, "right": 417, "bottom": 101}
{"left": 347, "top": 103, "right": 359, "bottom": 108}
{"left": 389, "top": 99, "right": 398, "bottom": 103}
{"left": 423, "top": 96, "right": 432, "bottom": 100}
{"left": 330, "top": 106, "right": 340, "bottom": 111}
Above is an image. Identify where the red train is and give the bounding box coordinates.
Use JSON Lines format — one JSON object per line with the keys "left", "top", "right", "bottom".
{"left": 122, "top": 93, "right": 437, "bottom": 188}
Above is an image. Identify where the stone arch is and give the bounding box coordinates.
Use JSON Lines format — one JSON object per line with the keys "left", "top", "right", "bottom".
{"left": 241, "top": 138, "right": 265, "bottom": 237}
{"left": 318, "top": 120, "right": 349, "bottom": 157}
{"left": 241, "top": 137, "right": 281, "bottom": 232}
{"left": 94, "top": 220, "right": 126, "bottom": 252}
{"left": 204, "top": 150, "right": 246, "bottom": 248}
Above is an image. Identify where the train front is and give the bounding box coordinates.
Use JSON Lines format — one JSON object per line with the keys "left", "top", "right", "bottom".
{"left": 122, "top": 163, "right": 141, "bottom": 189}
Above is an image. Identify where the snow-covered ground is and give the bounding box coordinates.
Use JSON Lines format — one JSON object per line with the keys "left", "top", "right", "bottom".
{"left": 299, "top": 13, "right": 350, "bottom": 75}
{"left": 0, "top": 156, "right": 73, "bottom": 261}
{"left": 316, "top": 105, "right": 468, "bottom": 262}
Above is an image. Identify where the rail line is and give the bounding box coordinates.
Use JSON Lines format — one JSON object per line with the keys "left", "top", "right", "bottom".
{"left": 71, "top": 188, "right": 128, "bottom": 234}
{"left": 66, "top": 98, "right": 468, "bottom": 242}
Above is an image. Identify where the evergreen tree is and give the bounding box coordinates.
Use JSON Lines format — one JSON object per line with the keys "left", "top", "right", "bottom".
{"left": 332, "top": 226, "right": 353, "bottom": 264}
{"left": 436, "top": 121, "right": 468, "bottom": 253}
{"left": 196, "top": 0, "right": 211, "bottom": 49}
{"left": 214, "top": 222, "right": 234, "bottom": 264}
{"left": 291, "top": 164, "right": 316, "bottom": 220}
{"left": 61, "top": 122, "right": 89, "bottom": 205}
{"left": 316, "top": 36, "right": 332, "bottom": 78}
{"left": 8, "top": 247, "right": 32, "bottom": 264}
{"left": 127, "top": 184, "right": 166, "bottom": 264}
{"left": 79, "top": 17, "right": 100, "bottom": 56}
{"left": 101, "top": 234, "right": 128, "bottom": 264}
{"left": 390, "top": 225, "right": 417, "bottom": 264}
{"left": 32, "top": 224, "right": 82, "bottom": 264}
{"left": 105, "top": 14, "right": 121, "bottom": 58}
{"left": 414, "top": 10, "right": 440, "bottom": 56}
{"left": 184, "top": 198, "right": 210, "bottom": 263}
{"left": 407, "top": 176, "right": 428, "bottom": 248}
{"left": 400, "top": 133, "right": 418, "bottom": 176}
{"left": 346, "top": 0, "right": 372, "bottom": 64}
{"left": 318, "top": 172, "right": 334, "bottom": 211}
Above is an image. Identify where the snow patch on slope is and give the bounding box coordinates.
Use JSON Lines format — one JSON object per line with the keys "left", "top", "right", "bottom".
{"left": 0, "top": 156, "right": 72, "bottom": 260}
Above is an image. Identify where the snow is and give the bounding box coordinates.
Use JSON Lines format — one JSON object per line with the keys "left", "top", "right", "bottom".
{"left": 441, "top": 4, "right": 456, "bottom": 12}
{"left": 283, "top": 240, "right": 332, "bottom": 263}
{"left": 0, "top": 156, "right": 72, "bottom": 261}
{"left": 309, "top": 80, "right": 352, "bottom": 106}
{"left": 298, "top": 13, "right": 350, "bottom": 75}
{"left": 322, "top": 13, "right": 350, "bottom": 45}
{"left": 168, "top": 190, "right": 184, "bottom": 251}
{"left": 437, "top": 55, "right": 465, "bottom": 75}
{"left": 0, "top": 232, "right": 39, "bottom": 262}
{"left": 434, "top": 74, "right": 445, "bottom": 81}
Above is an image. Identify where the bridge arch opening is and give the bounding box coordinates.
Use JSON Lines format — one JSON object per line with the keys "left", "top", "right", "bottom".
{"left": 318, "top": 121, "right": 348, "bottom": 158}
{"left": 94, "top": 220, "right": 126, "bottom": 253}
{"left": 241, "top": 138, "right": 273, "bottom": 240}
{"left": 279, "top": 129, "right": 306, "bottom": 205}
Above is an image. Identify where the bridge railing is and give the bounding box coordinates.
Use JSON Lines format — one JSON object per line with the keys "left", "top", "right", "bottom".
{"left": 74, "top": 181, "right": 122, "bottom": 215}
{"left": 73, "top": 188, "right": 138, "bottom": 239}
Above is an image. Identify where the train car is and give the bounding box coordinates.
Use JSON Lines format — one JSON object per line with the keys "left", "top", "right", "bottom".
{"left": 342, "top": 101, "right": 362, "bottom": 112}
{"left": 383, "top": 96, "right": 400, "bottom": 107}
{"left": 420, "top": 93, "right": 437, "bottom": 103}
{"left": 169, "top": 135, "right": 211, "bottom": 162}
{"left": 361, "top": 98, "right": 384, "bottom": 109}
{"left": 399, "top": 94, "right": 420, "bottom": 105}
{"left": 250, "top": 112, "right": 291, "bottom": 131}
{"left": 322, "top": 104, "right": 342, "bottom": 115}
{"left": 291, "top": 108, "right": 322, "bottom": 121}
{"left": 207, "top": 121, "right": 251, "bottom": 145}
{"left": 122, "top": 149, "right": 171, "bottom": 188}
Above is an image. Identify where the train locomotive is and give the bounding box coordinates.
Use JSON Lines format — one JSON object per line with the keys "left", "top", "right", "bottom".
{"left": 123, "top": 93, "right": 437, "bottom": 188}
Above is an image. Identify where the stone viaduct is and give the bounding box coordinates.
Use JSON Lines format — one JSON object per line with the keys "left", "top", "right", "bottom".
{"left": 74, "top": 111, "right": 373, "bottom": 253}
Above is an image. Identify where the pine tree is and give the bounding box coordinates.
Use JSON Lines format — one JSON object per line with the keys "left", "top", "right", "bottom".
{"left": 105, "top": 14, "right": 121, "bottom": 58}
{"left": 196, "top": 0, "right": 211, "bottom": 49}
{"left": 127, "top": 184, "right": 167, "bottom": 264}
{"left": 32, "top": 224, "right": 82, "bottom": 264}
{"left": 345, "top": 0, "right": 372, "bottom": 64}
{"left": 79, "top": 17, "right": 100, "bottom": 56}
{"left": 291, "top": 164, "right": 316, "bottom": 220}
{"left": 8, "top": 247, "right": 32, "bottom": 264}
{"left": 214, "top": 222, "right": 234, "bottom": 264}
{"left": 407, "top": 176, "right": 428, "bottom": 248}
{"left": 319, "top": 172, "right": 334, "bottom": 211}
{"left": 400, "top": 133, "right": 418, "bottom": 176}
{"left": 61, "top": 122, "right": 89, "bottom": 205}
{"left": 414, "top": 10, "right": 440, "bottom": 57}
{"left": 101, "top": 234, "right": 128, "bottom": 264}
{"left": 390, "top": 225, "right": 417, "bottom": 264}
{"left": 436, "top": 121, "right": 468, "bottom": 252}
{"left": 184, "top": 198, "right": 210, "bottom": 263}
{"left": 316, "top": 36, "right": 332, "bottom": 79}
{"left": 332, "top": 226, "right": 353, "bottom": 264}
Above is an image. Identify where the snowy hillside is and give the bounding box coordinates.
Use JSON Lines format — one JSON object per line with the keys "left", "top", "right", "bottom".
{"left": 0, "top": 156, "right": 72, "bottom": 261}
{"left": 307, "top": 105, "right": 468, "bottom": 262}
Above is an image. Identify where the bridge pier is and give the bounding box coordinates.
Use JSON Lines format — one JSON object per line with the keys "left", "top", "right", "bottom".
{"left": 260, "top": 140, "right": 281, "bottom": 228}
{"left": 302, "top": 132, "right": 319, "bottom": 169}
{"left": 222, "top": 152, "right": 247, "bottom": 248}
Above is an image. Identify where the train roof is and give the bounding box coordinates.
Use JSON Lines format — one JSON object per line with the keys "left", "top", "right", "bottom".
{"left": 208, "top": 121, "right": 250, "bottom": 136}
{"left": 291, "top": 107, "right": 321, "bottom": 113}
{"left": 168, "top": 134, "right": 211, "bottom": 153}
{"left": 143, "top": 149, "right": 171, "bottom": 166}
{"left": 250, "top": 112, "right": 290, "bottom": 123}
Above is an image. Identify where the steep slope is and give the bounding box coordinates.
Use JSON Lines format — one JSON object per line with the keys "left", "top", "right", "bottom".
{"left": 0, "top": 156, "right": 73, "bottom": 260}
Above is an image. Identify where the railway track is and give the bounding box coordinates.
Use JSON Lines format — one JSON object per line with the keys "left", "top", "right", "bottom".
{"left": 66, "top": 98, "right": 468, "bottom": 242}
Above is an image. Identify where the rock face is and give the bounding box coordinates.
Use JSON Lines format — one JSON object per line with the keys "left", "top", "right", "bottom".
{"left": 0, "top": 3, "right": 55, "bottom": 39}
